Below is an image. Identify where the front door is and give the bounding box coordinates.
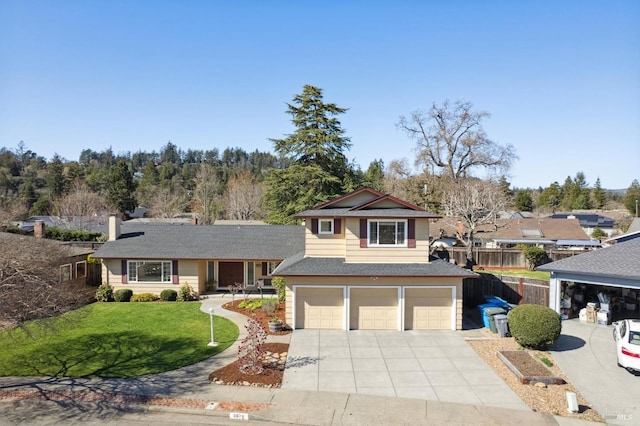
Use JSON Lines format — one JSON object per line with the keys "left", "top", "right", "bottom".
{"left": 217, "top": 262, "right": 244, "bottom": 288}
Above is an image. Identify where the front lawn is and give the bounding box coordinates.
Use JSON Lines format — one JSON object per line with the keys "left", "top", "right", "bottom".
{"left": 0, "top": 302, "right": 238, "bottom": 378}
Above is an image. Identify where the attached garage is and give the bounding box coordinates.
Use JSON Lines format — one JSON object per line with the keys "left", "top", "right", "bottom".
{"left": 350, "top": 287, "right": 399, "bottom": 330}
{"left": 404, "top": 287, "right": 454, "bottom": 330}
{"left": 295, "top": 287, "right": 345, "bottom": 329}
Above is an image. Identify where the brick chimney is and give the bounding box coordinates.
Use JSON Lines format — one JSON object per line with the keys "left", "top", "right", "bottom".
{"left": 191, "top": 217, "right": 199, "bottom": 225}
{"left": 33, "top": 220, "right": 45, "bottom": 238}
{"left": 109, "top": 215, "right": 121, "bottom": 241}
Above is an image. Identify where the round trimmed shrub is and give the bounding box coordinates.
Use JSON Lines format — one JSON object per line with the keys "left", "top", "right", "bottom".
{"left": 508, "top": 304, "right": 562, "bottom": 349}
{"left": 160, "top": 289, "right": 178, "bottom": 302}
{"left": 130, "top": 293, "right": 158, "bottom": 302}
{"left": 114, "top": 289, "right": 133, "bottom": 302}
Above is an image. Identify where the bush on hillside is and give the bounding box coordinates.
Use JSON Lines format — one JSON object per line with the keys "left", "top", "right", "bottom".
{"left": 114, "top": 289, "right": 133, "bottom": 302}
{"left": 508, "top": 304, "right": 561, "bottom": 349}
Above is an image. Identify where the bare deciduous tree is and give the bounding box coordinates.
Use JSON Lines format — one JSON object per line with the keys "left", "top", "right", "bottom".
{"left": 147, "top": 186, "right": 188, "bottom": 218}
{"left": 224, "top": 173, "right": 263, "bottom": 220}
{"left": 191, "top": 163, "right": 221, "bottom": 224}
{"left": 0, "top": 197, "right": 28, "bottom": 227}
{"left": 441, "top": 179, "right": 507, "bottom": 267}
{"left": 398, "top": 100, "right": 516, "bottom": 180}
{"left": 0, "top": 235, "right": 94, "bottom": 330}
{"left": 51, "top": 184, "right": 112, "bottom": 230}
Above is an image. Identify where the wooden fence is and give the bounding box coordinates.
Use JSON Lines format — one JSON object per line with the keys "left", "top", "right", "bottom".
{"left": 437, "top": 247, "right": 587, "bottom": 269}
{"left": 463, "top": 274, "right": 549, "bottom": 308}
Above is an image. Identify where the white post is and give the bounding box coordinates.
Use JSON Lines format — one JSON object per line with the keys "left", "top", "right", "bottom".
{"left": 208, "top": 307, "right": 218, "bottom": 347}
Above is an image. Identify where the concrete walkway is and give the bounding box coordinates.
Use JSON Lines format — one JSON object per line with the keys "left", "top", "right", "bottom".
{"left": 0, "top": 295, "right": 602, "bottom": 425}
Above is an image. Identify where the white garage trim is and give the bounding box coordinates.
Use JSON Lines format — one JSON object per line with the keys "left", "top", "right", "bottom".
{"left": 347, "top": 286, "right": 401, "bottom": 330}
{"left": 292, "top": 285, "right": 347, "bottom": 330}
{"left": 401, "top": 286, "right": 456, "bottom": 331}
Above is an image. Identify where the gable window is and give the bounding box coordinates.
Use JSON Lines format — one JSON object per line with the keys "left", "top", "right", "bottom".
{"left": 368, "top": 220, "right": 406, "bottom": 246}
{"left": 319, "top": 219, "right": 334, "bottom": 234}
{"left": 128, "top": 260, "right": 172, "bottom": 283}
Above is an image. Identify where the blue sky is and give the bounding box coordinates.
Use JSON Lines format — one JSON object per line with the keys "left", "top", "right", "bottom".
{"left": 1, "top": 1, "right": 638, "bottom": 190}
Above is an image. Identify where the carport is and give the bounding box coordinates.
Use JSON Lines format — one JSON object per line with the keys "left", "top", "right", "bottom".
{"left": 538, "top": 238, "right": 640, "bottom": 322}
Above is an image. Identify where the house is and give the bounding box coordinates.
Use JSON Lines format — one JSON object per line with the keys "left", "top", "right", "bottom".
{"left": 0, "top": 223, "right": 95, "bottom": 285}
{"left": 273, "top": 188, "right": 476, "bottom": 331}
{"left": 93, "top": 217, "right": 304, "bottom": 295}
{"left": 430, "top": 217, "right": 592, "bottom": 249}
{"left": 538, "top": 238, "right": 640, "bottom": 321}
{"left": 548, "top": 213, "right": 616, "bottom": 237}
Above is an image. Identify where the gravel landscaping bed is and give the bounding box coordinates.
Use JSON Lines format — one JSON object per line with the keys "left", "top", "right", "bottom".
{"left": 467, "top": 332, "right": 604, "bottom": 422}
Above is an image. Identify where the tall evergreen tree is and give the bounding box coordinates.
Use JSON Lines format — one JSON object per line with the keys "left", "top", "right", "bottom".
{"left": 591, "top": 177, "right": 607, "bottom": 209}
{"left": 265, "top": 85, "right": 354, "bottom": 223}
{"left": 514, "top": 190, "right": 533, "bottom": 212}
{"left": 624, "top": 179, "right": 640, "bottom": 217}
{"left": 47, "top": 154, "right": 66, "bottom": 197}
{"left": 107, "top": 160, "right": 136, "bottom": 216}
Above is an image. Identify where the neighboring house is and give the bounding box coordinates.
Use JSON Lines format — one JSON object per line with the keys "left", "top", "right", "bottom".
{"left": 548, "top": 213, "right": 616, "bottom": 237}
{"left": 604, "top": 229, "right": 640, "bottom": 246}
{"left": 0, "top": 225, "right": 95, "bottom": 285}
{"left": 431, "top": 217, "right": 592, "bottom": 249}
{"left": 538, "top": 238, "right": 640, "bottom": 319}
{"left": 92, "top": 217, "right": 304, "bottom": 295}
{"left": 274, "top": 187, "right": 476, "bottom": 331}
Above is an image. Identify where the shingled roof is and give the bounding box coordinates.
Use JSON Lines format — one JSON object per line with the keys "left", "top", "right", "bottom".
{"left": 93, "top": 224, "right": 304, "bottom": 260}
{"left": 431, "top": 218, "right": 589, "bottom": 241}
{"left": 274, "top": 253, "right": 477, "bottom": 277}
{"left": 537, "top": 238, "right": 640, "bottom": 281}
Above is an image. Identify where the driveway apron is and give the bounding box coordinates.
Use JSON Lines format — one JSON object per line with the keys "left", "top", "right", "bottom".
{"left": 550, "top": 319, "right": 640, "bottom": 425}
{"left": 282, "top": 329, "right": 529, "bottom": 411}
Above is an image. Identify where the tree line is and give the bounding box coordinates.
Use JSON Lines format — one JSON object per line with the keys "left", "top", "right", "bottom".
{"left": 1, "top": 86, "right": 638, "bottom": 232}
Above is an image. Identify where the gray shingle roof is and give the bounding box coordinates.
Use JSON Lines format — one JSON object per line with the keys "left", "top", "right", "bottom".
{"left": 274, "top": 253, "right": 478, "bottom": 277}
{"left": 537, "top": 238, "right": 640, "bottom": 281}
{"left": 93, "top": 224, "right": 304, "bottom": 260}
{"left": 296, "top": 208, "right": 440, "bottom": 218}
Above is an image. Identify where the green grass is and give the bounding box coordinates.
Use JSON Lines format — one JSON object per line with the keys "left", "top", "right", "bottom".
{"left": 0, "top": 302, "right": 238, "bottom": 379}
{"left": 478, "top": 269, "right": 550, "bottom": 280}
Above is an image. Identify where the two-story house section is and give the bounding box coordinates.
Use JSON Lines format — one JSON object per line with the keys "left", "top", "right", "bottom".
{"left": 274, "top": 187, "right": 477, "bottom": 331}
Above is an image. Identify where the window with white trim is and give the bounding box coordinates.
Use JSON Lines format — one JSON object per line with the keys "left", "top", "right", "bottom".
{"left": 368, "top": 220, "right": 407, "bottom": 246}
{"left": 76, "top": 260, "right": 87, "bottom": 278}
{"left": 60, "top": 263, "right": 72, "bottom": 282}
{"left": 267, "top": 261, "right": 281, "bottom": 275}
{"left": 319, "top": 219, "right": 334, "bottom": 234}
{"left": 128, "top": 261, "right": 172, "bottom": 283}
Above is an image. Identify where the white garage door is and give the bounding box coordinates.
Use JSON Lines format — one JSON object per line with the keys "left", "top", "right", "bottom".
{"left": 295, "top": 287, "right": 344, "bottom": 329}
{"left": 350, "top": 288, "right": 398, "bottom": 330}
{"left": 405, "top": 288, "right": 453, "bottom": 330}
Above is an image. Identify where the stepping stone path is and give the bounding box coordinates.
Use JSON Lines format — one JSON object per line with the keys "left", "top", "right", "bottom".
{"left": 262, "top": 351, "right": 288, "bottom": 370}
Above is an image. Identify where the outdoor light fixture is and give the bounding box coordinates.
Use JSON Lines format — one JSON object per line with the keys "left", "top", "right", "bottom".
{"left": 208, "top": 307, "right": 218, "bottom": 347}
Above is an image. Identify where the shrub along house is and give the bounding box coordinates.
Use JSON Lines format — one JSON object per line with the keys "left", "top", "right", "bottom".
{"left": 274, "top": 188, "right": 477, "bottom": 331}
{"left": 92, "top": 217, "right": 304, "bottom": 295}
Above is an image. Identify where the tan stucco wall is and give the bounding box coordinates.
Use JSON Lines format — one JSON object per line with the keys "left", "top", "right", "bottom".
{"left": 284, "top": 275, "right": 463, "bottom": 330}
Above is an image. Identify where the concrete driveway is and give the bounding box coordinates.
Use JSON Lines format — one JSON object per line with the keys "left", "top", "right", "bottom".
{"left": 282, "top": 329, "right": 529, "bottom": 411}
{"left": 550, "top": 319, "right": 640, "bottom": 425}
